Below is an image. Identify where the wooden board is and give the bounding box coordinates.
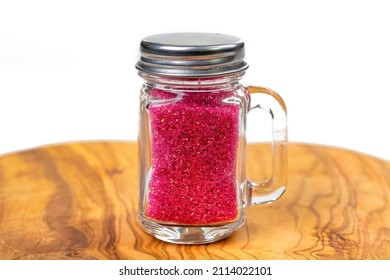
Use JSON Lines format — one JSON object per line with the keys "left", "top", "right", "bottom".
{"left": 0, "top": 142, "right": 389, "bottom": 259}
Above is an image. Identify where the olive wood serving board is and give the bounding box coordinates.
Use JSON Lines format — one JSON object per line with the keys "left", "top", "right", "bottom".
{"left": 0, "top": 142, "right": 389, "bottom": 259}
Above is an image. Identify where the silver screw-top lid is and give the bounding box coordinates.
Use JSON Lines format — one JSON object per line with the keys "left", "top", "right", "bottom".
{"left": 136, "top": 33, "right": 249, "bottom": 77}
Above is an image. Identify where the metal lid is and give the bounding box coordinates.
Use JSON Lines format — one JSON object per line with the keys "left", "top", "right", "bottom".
{"left": 136, "top": 33, "right": 248, "bottom": 77}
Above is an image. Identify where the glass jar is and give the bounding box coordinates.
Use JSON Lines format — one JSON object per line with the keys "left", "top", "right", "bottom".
{"left": 136, "top": 33, "right": 287, "bottom": 244}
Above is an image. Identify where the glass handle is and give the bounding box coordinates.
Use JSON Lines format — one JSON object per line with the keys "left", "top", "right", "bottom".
{"left": 246, "top": 86, "right": 288, "bottom": 205}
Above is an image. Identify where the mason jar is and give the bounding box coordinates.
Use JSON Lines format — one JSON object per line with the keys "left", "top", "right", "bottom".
{"left": 136, "top": 33, "right": 287, "bottom": 244}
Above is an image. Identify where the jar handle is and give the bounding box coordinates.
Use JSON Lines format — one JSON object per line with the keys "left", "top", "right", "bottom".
{"left": 246, "top": 86, "right": 288, "bottom": 205}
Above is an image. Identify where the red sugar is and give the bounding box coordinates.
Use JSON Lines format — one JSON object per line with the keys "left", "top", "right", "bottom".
{"left": 147, "top": 88, "right": 240, "bottom": 225}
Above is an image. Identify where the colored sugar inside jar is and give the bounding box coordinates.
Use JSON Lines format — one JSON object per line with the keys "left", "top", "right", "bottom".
{"left": 136, "top": 33, "right": 287, "bottom": 244}
{"left": 148, "top": 88, "right": 241, "bottom": 225}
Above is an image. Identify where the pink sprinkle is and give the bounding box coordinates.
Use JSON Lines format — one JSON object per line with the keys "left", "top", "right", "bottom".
{"left": 147, "top": 88, "right": 239, "bottom": 225}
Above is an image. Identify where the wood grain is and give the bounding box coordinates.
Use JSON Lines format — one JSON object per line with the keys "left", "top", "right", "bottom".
{"left": 0, "top": 142, "right": 389, "bottom": 260}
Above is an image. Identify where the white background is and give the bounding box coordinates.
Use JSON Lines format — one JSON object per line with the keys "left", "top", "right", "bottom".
{"left": 0, "top": 260, "right": 387, "bottom": 280}
{"left": 1, "top": 0, "right": 389, "bottom": 160}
